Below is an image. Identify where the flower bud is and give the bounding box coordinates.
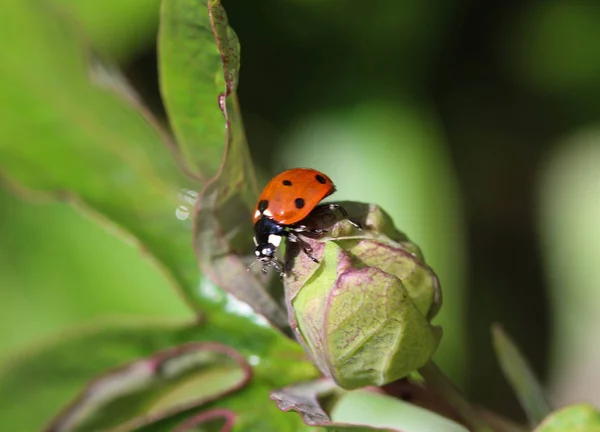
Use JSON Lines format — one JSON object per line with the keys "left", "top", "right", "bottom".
{"left": 284, "top": 202, "right": 442, "bottom": 390}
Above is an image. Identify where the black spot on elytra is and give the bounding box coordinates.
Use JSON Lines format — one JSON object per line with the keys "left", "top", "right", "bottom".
{"left": 282, "top": 180, "right": 292, "bottom": 186}
{"left": 295, "top": 198, "right": 305, "bottom": 209}
{"left": 315, "top": 174, "right": 326, "bottom": 184}
{"left": 258, "top": 199, "right": 269, "bottom": 213}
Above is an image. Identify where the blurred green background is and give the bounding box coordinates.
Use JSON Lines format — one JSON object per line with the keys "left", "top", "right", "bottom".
{"left": 1, "top": 0, "right": 599, "bottom": 424}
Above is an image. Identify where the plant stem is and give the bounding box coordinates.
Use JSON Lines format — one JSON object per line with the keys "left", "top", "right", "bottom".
{"left": 419, "top": 361, "right": 496, "bottom": 432}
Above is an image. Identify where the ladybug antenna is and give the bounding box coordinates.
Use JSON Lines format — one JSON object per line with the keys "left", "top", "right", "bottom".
{"left": 247, "top": 260, "right": 259, "bottom": 272}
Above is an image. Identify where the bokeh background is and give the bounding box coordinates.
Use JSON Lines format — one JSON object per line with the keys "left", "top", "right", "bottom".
{"left": 1, "top": 0, "right": 600, "bottom": 424}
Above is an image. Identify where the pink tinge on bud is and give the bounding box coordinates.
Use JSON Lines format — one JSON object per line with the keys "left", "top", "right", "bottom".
{"left": 283, "top": 203, "right": 443, "bottom": 389}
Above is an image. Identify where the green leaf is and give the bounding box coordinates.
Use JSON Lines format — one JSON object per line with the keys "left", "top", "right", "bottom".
{"left": 331, "top": 390, "right": 470, "bottom": 432}
{"left": 0, "top": 318, "right": 316, "bottom": 431}
{"left": 270, "top": 379, "right": 468, "bottom": 432}
{"left": 47, "top": 342, "right": 250, "bottom": 432}
{"left": 0, "top": 0, "right": 283, "bottom": 328}
{"left": 140, "top": 381, "right": 400, "bottom": 431}
{"left": 0, "top": 319, "right": 195, "bottom": 431}
{"left": 159, "top": 0, "right": 237, "bottom": 178}
{"left": 159, "top": 0, "right": 289, "bottom": 329}
{"left": 534, "top": 404, "right": 600, "bottom": 432}
{"left": 136, "top": 382, "right": 314, "bottom": 432}
{"left": 0, "top": 1, "right": 203, "bottom": 312}
{"left": 52, "top": 0, "right": 162, "bottom": 62}
{"left": 144, "top": 408, "right": 236, "bottom": 431}
{"left": 491, "top": 324, "right": 552, "bottom": 426}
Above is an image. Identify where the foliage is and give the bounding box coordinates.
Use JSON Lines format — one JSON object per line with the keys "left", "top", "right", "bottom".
{"left": 0, "top": 0, "right": 599, "bottom": 431}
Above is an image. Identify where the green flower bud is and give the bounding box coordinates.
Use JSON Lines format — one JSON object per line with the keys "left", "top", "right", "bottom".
{"left": 284, "top": 202, "right": 442, "bottom": 390}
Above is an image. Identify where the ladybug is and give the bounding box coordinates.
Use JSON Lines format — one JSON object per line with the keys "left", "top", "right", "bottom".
{"left": 252, "top": 167, "right": 359, "bottom": 275}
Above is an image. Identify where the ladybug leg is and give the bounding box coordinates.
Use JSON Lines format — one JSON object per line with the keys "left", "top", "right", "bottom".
{"left": 259, "top": 259, "right": 284, "bottom": 278}
{"left": 293, "top": 224, "right": 328, "bottom": 235}
{"left": 271, "top": 259, "right": 285, "bottom": 277}
{"left": 287, "top": 231, "right": 320, "bottom": 263}
{"left": 301, "top": 243, "right": 319, "bottom": 264}
{"left": 323, "top": 203, "right": 362, "bottom": 229}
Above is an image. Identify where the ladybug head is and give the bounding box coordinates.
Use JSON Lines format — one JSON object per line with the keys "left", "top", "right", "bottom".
{"left": 255, "top": 242, "right": 276, "bottom": 261}
{"left": 252, "top": 217, "right": 285, "bottom": 275}
{"left": 253, "top": 237, "right": 283, "bottom": 275}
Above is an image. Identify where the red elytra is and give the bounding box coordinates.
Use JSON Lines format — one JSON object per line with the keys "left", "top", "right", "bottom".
{"left": 252, "top": 168, "right": 336, "bottom": 225}
{"left": 251, "top": 168, "right": 342, "bottom": 276}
